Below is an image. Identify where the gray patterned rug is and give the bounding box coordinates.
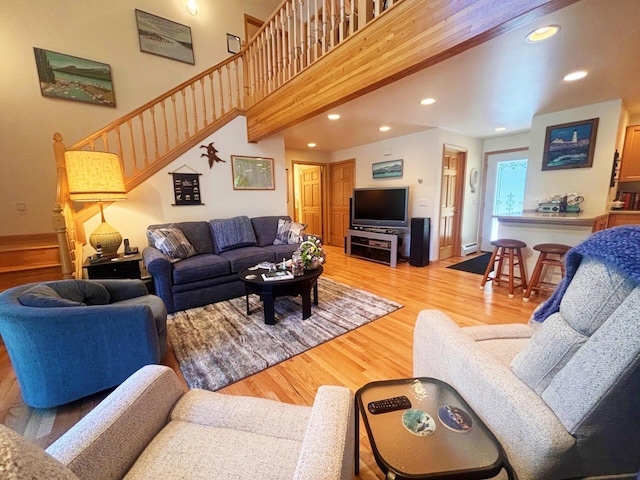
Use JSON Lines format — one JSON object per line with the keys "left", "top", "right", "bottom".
{"left": 167, "top": 277, "right": 402, "bottom": 391}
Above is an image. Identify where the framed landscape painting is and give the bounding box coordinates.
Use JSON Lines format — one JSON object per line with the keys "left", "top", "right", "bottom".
{"left": 231, "top": 156, "right": 275, "bottom": 190}
{"left": 372, "top": 159, "right": 403, "bottom": 179}
{"left": 33, "top": 48, "right": 115, "bottom": 107}
{"left": 135, "top": 10, "right": 195, "bottom": 64}
{"left": 542, "top": 118, "right": 599, "bottom": 170}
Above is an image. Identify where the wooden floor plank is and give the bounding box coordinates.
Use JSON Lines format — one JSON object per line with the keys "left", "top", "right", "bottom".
{"left": 0, "top": 246, "right": 544, "bottom": 478}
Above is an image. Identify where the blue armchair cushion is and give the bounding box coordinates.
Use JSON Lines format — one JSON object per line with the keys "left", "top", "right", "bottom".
{"left": 18, "top": 281, "right": 110, "bottom": 308}
{"left": 209, "top": 216, "right": 257, "bottom": 254}
{"left": 149, "top": 227, "right": 197, "bottom": 261}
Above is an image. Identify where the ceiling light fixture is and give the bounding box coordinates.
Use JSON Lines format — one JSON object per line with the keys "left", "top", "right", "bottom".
{"left": 563, "top": 70, "right": 588, "bottom": 82}
{"left": 379, "top": 126, "right": 391, "bottom": 132}
{"left": 420, "top": 98, "right": 436, "bottom": 105}
{"left": 525, "top": 25, "right": 560, "bottom": 43}
{"left": 494, "top": 127, "right": 507, "bottom": 132}
{"left": 186, "top": 0, "right": 198, "bottom": 15}
{"left": 307, "top": 143, "right": 317, "bottom": 148}
{"left": 327, "top": 113, "right": 340, "bottom": 120}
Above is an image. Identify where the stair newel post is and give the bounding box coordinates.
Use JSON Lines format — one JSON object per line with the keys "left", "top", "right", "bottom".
{"left": 52, "top": 203, "right": 75, "bottom": 279}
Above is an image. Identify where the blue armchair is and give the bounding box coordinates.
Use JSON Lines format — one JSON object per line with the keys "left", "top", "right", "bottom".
{"left": 0, "top": 279, "right": 167, "bottom": 408}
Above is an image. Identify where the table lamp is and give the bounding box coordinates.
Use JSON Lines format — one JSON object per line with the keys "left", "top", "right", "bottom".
{"left": 65, "top": 150, "right": 127, "bottom": 255}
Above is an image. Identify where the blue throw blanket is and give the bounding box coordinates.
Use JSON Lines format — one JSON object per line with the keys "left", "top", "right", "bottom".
{"left": 532, "top": 225, "right": 640, "bottom": 323}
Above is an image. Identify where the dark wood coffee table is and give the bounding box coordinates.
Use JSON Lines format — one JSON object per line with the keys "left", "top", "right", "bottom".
{"left": 238, "top": 266, "right": 322, "bottom": 325}
{"left": 355, "top": 377, "right": 515, "bottom": 480}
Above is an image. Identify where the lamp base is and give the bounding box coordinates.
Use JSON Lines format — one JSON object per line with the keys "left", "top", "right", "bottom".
{"left": 89, "top": 221, "right": 122, "bottom": 255}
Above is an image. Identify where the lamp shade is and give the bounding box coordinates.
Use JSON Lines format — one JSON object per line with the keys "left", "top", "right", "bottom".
{"left": 65, "top": 151, "right": 126, "bottom": 202}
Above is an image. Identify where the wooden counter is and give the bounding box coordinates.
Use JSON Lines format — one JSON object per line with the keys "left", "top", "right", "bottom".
{"left": 494, "top": 211, "right": 608, "bottom": 229}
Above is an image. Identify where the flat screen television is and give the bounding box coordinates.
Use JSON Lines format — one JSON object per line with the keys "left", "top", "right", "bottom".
{"left": 351, "top": 186, "right": 409, "bottom": 229}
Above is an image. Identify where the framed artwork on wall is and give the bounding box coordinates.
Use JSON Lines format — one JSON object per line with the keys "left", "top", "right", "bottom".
{"left": 135, "top": 9, "right": 195, "bottom": 65}
{"left": 372, "top": 159, "right": 403, "bottom": 179}
{"left": 33, "top": 47, "right": 116, "bottom": 107}
{"left": 231, "top": 156, "right": 275, "bottom": 190}
{"left": 541, "top": 118, "right": 599, "bottom": 170}
{"left": 227, "top": 33, "right": 241, "bottom": 54}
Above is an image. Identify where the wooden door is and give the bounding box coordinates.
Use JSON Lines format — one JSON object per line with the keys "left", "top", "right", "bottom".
{"left": 328, "top": 160, "right": 355, "bottom": 247}
{"left": 439, "top": 148, "right": 466, "bottom": 260}
{"left": 620, "top": 124, "right": 640, "bottom": 182}
{"left": 299, "top": 166, "right": 323, "bottom": 236}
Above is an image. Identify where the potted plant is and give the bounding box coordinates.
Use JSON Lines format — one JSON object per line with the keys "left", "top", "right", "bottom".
{"left": 297, "top": 236, "right": 326, "bottom": 270}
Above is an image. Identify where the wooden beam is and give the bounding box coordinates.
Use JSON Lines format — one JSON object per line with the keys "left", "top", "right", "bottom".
{"left": 246, "top": 0, "right": 579, "bottom": 142}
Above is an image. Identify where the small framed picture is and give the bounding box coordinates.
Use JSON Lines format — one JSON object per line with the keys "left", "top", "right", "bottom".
{"left": 227, "top": 33, "right": 241, "bottom": 54}
{"left": 542, "top": 118, "right": 599, "bottom": 170}
{"left": 135, "top": 9, "right": 195, "bottom": 65}
{"left": 231, "top": 156, "right": 275, "bottom": 190}
{"left": 372, "top": 159, "right": 403, "bottom": 179}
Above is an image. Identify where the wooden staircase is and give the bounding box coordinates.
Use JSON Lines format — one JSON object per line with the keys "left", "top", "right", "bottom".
{"left": 0, "top": 234, "right": 63, "bottom": 291}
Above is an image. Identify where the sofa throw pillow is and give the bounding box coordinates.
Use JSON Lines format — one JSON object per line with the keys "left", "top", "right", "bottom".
{"left": 273, "top": 219, "right": 307, "bottom": 245}
{"left": 209, "top": 216, "right": 257, "bottom": 254}
{"left": 149, "top": 227, "right": 197, "bottom": 261}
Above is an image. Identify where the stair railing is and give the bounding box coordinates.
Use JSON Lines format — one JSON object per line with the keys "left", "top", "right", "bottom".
{"left": 54, "top": 0, "right": 399, "bottom": 277}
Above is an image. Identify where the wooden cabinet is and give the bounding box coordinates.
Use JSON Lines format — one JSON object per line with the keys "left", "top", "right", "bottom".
{"left": 619, "top": 125, "right": 640, "bottom": 182}
{"left": 608, "top": 213, "right": 640, "bottom": 228}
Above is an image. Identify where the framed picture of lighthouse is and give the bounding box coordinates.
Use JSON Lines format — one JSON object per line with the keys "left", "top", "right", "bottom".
{"left": 541, "top": 118, "right": 599, "bottom": 171}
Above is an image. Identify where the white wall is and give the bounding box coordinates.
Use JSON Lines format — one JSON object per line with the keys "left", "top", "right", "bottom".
{"left": 86, "top": 115, "right": 286, "bottom": 254}
{"left": 329, "top": 128, "right": 482, "bottom": 260}
{"left": 0, "top": 0, "right": 279, "bottom": 235}
{"left": 526, "top": 99, "right": 622, "bottom": 214}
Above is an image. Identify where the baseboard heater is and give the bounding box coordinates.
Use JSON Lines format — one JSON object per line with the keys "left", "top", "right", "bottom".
{"left": 461, "top": 242, "right": 479, "bottom": 256}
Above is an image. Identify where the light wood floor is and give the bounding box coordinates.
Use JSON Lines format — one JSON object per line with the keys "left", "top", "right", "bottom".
{"left": 0, "top": 246, "right": 544, "bottom": 479}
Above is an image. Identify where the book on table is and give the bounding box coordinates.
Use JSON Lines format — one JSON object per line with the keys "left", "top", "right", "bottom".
{"left": 261, "top": 270, "right": 294, "bottom": 281}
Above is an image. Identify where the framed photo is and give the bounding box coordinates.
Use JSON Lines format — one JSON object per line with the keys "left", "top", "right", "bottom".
{"left": 542, "top": 118, "right": 599, "bottom": 171}
{"left": 227, "top": 33, "right": 241, "bottom": 54}
{"left": 33, "top": 47, "right": 116, "bottom": 107}
{"left": 372, "top": 159, "right": 403, "bottom": 179}
{"left": 135, "top": 9, "right": 195, "bottom": 65}
{"left": 231, "top": 156, "right": 275, "bottom": 190}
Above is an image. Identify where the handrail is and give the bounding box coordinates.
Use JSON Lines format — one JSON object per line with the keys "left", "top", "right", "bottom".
{"left": 53, "top": 0, "right": 399, "bottom": 276}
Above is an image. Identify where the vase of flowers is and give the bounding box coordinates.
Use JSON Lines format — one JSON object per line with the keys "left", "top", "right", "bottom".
{"left": 297, "top": 236, "right": 326, "bottom": 270}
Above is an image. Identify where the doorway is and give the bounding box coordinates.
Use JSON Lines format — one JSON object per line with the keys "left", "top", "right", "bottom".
{"left": 438, "top": 146, "right": 467, "bottom": 260}
{"left": 293, "top": 162, "right": 325, "bottom": 238}
{"left": 479, "top": 148, "right": 529, "bottom": 252}
{"left": 328, "top": 159, "right": 355, "bottom": 247}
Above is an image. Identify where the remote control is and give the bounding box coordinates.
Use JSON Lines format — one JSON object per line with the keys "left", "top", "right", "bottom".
{"left": 367, "top": 395, "right": 412, "bottom": 414}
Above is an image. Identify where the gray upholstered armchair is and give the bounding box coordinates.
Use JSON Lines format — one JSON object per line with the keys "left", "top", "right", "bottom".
{"left": 0, "top": 279, "right": 167, "bottom": 408}
{"left": 0, "top": 365, "right": 354, "bottom": 480}
{"left": 414, "top": 226, "right": 640, "bottom": 479}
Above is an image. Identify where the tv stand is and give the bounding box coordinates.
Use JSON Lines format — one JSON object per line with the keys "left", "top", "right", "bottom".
{"left": 346, "top": 229, "right": 398, "bottom": 268}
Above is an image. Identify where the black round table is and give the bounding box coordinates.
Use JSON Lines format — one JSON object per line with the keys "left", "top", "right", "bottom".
{"left": 238, "top": 265, "right": 323, "bottom": 325}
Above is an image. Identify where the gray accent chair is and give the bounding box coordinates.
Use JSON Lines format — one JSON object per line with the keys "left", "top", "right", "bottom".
{"left": 414, "top": 257, "right": 640, "bottom": 479}
{"left": 0, "top": 365, "right": 354, "bottom": 480}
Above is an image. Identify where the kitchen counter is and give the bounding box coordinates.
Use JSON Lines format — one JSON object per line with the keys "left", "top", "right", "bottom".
{"left": 493, "top": 210, "right": 608, "bottom": 278}
{"left": 494, "top": 211, "right": 608, "bottom": 227}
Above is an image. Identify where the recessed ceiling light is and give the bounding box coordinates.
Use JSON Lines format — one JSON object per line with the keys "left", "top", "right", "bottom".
{"left": 420, "top": 98, "right": 436, "bottom": 105}
{"left": 494, "top": 127, "right": 507, "bottom": 132}
{"left": 327, "top": 113, "right": 340, "bottom": 120}
{"left": 563, "top": 70, "right": 588, "bottom": 82}
{"left": 307, "top": 143, "right": 317, "bottom": 148}
{"left": 186, "top": 0, "right": 198, "bottom": 15}
{"left": 379, "top": 125, "right": 391, "bottom": 132}
{"left": 525, "top": 25, "right": 560, "bottom": 43}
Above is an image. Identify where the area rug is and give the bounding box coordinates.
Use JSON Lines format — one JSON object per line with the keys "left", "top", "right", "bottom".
{"left": 447, "top": 252, "right": 493, "bottom": 275}
{"left": 167, "top": 277, "right": 402, "bottom": 391}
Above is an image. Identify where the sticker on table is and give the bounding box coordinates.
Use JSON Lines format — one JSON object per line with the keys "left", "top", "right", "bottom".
{"left": 437, "top": 405, "right": 473, "bottom": 432}
{"left": 402, "top": 409, "right": 436, "bottom": 436}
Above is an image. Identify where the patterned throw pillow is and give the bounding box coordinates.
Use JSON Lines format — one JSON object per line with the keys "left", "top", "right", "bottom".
{"left": 273, "top": 219, "right": 307, "bottom": 245}
{"left": 149, "top": 227, "right": 197, "bottom": 261}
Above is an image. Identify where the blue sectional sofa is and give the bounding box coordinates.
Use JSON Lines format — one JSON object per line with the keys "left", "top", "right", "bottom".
{"left": 143, "top": 215, "right": 307, "bottom": 313}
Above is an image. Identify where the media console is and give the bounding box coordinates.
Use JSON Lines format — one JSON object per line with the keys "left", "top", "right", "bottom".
{"left": 346, "top": 229, "right": 399, "bottom": 268}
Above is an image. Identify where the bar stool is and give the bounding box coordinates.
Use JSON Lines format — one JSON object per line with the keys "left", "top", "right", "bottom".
{"left": 523, "top": 243, "right": 571, "bottom": 302}
{"left": 480, "top": 239, "right": 527, "bottom": 298}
